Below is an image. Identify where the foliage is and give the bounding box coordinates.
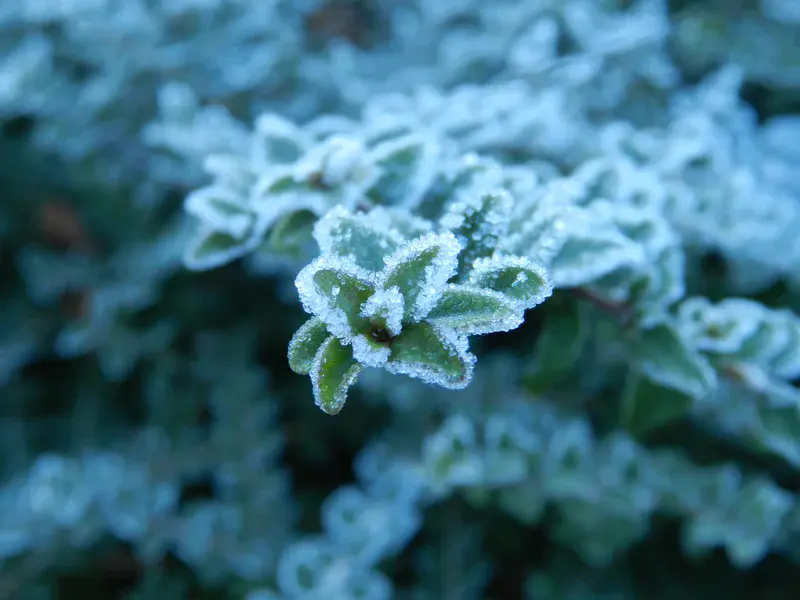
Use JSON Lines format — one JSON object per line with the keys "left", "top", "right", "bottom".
{"left": 1, "top": 0, "right": 800, "bottom": 598}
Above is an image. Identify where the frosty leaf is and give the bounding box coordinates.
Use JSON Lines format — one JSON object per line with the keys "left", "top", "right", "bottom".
{"left": 621, "top": 373, "right": 694, "bottom": 437}
{"left": 311, "top": 336, "right": 363, "bottom": 415}
{"left": 677, "top": 297, "right": 763, "bottom": 355}
{"left": 677, "top": 298, "right": 800, "bottom": 380}
{"left": 547, "top": 208, "right": 646, "bottom": 288}
{"left": 350, "top": 334, "right": 391, "bottom": 368}
{"left": 184, "top": 187, "right": 254, "bottom": 238}
{"left": 467, "top": 255, "right": 553, "bottom": 310}
{"left": 288, "top": 318, "right": 331, "bottom": 375}
{"left": 386, "top": 322, "right": 475, "bottom": 389}
{"left": 367, "top": 133, "right": 440, "bottom": 208}
{"left": 360, "top": 286, "right": 405, "bottom": 336}
{"left": 628, "top": 321, "right": 717, "bottom": 400}
{"left": 379, "top": 232, "right": 461, "bottom": 322}
{"left": 440, "top": 189, "right": 513, "bottom": 277}
{"left": 295, "top": 136, "right": 377, "bottom": 190}
{"left": 367, "top": 207, "right": 433, "bottom": 240}
{"left": 202, "top": 155, "right": 256, "bottom": 193}
{"left": 314, "top": 206, "right": 404, "bottom": 272}
{"left": 425, "top": 284, "right": 524, "bottom": 336}
{"left": 184, "top": 223, "right": 265, "bottom": 271}
{"left": 266, "top": 209, "right": 316, "bottom": 258}
{"left": 252, "top": 113, "right": 311, "bottom": 165}
{"left": 422, "top": 153, "right": 504, "bottom": 220}
{"left": 295, "top": 257, "right": 376, "bottom": 340}
{"left": 505, "top": 201, "right": 572, "bottom": 265}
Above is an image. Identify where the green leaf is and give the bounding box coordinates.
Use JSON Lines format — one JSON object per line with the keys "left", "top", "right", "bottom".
{"left": 621, "top": 372, "right": 694, "bottom": 437}
{"left": 295, "top": 257, "right": 376, "bottom": 340}
{"left": 184, "top": 187, "right": 254, "bottom": 238}
{"left": 425, "top": 284, "right": 523, "bottom": 336}
{"left": 523, "top": 301, "right": 589, "bottom": 393}
{"left": 467, "top": 255, "right": 553, "bottom": 310}
{"left": 440, "top": 189, "right": 512, "bottom": 277}
{"left": 628, "top": 321, "right": 717, "bottom": 399}
{"left": 267, "top": 209, "right": 316, "bottom": 258}
{"left": 310, "top": 336, "right": 363, "bottom": 415}
{"left": 288, "top": 318, "right": 330, "bottom": 374}
{"left": 386, "top": 322, "right": 475, "bottom": 389}
{"left": 184, "top": 223, "right": 264, "bottom": 271}
{"left": 313, "top": 206, "right": 403, "bottom": 271}
{"left": 367, "top": 133, "right": 439, "bottom": 208}
{"left": 379, "top": 232, "right": 460, "bottom": 322}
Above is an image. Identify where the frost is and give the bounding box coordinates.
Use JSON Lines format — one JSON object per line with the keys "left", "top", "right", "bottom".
{"left": 288, "top": 318, "right": 331, "bottom": 375}
{"left": 351, "top": 335, "right": 392, "bottom": 368}
{"left": 252, "top": 113, "right": 311, "bottom": 165}
{"left": 367, "top": 133, "right": 441, "bottom": 209}
{"left": 440, "top": 189, "right": 513, "bottom": 277}
{"left": 425, "top": 284, "right": 524, "bottom": 336}
{"left": 546, "top": 206, "right": 647, "bottom": 288}
{"left": 311, "top": 337, "right": 364, "bottom": 415}
{"left": 677, "top": 297, "right": 800, "bottom": 381}
{"left": 385, "top": 322, "right": 476, "bottom": 389}
{"left": 314, "top": 206, "right": 404, "bottom": 272}
{"left": 367, "top": 207, "right": 433, "bottom": 240}
{"left": 294, "top": 256, "right": 376, "bottom": 342}
{"left": 295, "top": 135, "right": 377, "bottom": 190}
{"left": 360, "top": 286, "right": 405, "bottom": 337}
{"left": 184, "top": 220, "right": 268, "bottom": 271}
{"left": 629, "top": 321, "right": 717, "bottom": 400}
{"left": 184, "top": 187, "right": 254, "bottom": 239}
{"left": 378, "top": 231, "right": 461, "bottom": 322}
{"left": 467, "top": 255, "right": 553, "bottom": 310}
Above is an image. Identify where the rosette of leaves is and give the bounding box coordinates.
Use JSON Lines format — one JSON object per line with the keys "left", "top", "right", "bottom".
{"left": 288, "top": 206, "right": 553, "bottom": 414}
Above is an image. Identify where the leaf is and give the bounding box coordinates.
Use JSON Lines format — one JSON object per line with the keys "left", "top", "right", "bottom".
{"left": 621, "top": 373, "right": 694, "bottom": 437}
{"left": 386, "top": 322, "right": 475, "bottom": 389}
{"left": 184, "top": 187, "right": 254, "bottom": 238}
{"left": 295, "top": 257, "right": 376, "bottom": 340}
{"left": 628, "top": 321, "right": 717, "bottom": 399}
{"left": 546, "top": 207, "right": 645, "bottom": 288}
{"left": 267, "top": 209, "right": 316, "bottom": 258}
{"left": 425, "top": 284, "right": 524, "bottom": 336}
{"left": 367, "top": 133, "right": 440, "bottom": 208}
{"left": 311, "top": 336, "right": 363, "bottom": 415}
{"left": 467, "top": 255, "right": 553, "bottom": 310}
{"left": 253, "top": 113, "right": 311, "bottom": 165}
{"left": 288, "top": 318, "right": 331, "bottom": 374}
{"left": 367, "top": 207, "right": 433, "bottom": 240}
{"left": 523, "top": 301, "right": 589, "bottom": 392}
{"left": 379, "top": 232, "right": 460, "bottom": 322}
{"left": 359, "top": 287, "right": 405, "bottom": 336}
{"left": 421, "top": 154, "right": 503, "bottom": 220}
{"left": 313, "top": 206, "right": 403, "bottom": 271}
{"left": 440, "top": 189, "right": 513, "bottom": 277}
{"left": 184, "top": 223, "right": 265, "bottom": 271}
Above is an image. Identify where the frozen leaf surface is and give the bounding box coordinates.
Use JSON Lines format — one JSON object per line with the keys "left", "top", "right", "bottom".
{"left": 440, "top": 189, "right": 513, "bottom": 277}
{"left": 295, "top": 256, "right": 376, "bottom": 341}
{"left": 386, "top": 322, "right": 475, "bottom": 389}
{"left": 314, "top": 206, "right": 404, "bottom": 272}
{"left": 629, "top": 321, "right": 717, "bottom": 400}
{"left": 426, "top": 284, "right": 524, "bottom": 336}
{"left": 311, "top": 336, "right": 363, "bottom": 415}
{"left": 379, "top": 232, "right": 461, "bottom": 322}
{"left": 288, "top": 318, "right": 330, "bottom": 375}
{"left": 468, "top": 255, "right": 553, "bottom": 310}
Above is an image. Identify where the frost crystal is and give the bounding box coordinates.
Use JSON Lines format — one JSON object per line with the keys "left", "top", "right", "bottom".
{"left": 468, "top": 255, "right": 554, "bottom": 310}
{"left": 378, "top": 231, "right": 461, "bottom": 322}
{"left": 294, "top": 256, "right": 376, "bottom": 342}
{"left": 360, "top": 287, "right": 405, "bottom": 337}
